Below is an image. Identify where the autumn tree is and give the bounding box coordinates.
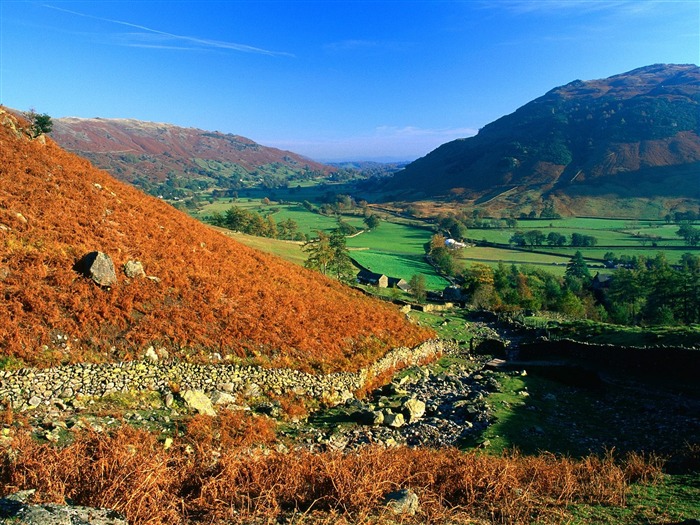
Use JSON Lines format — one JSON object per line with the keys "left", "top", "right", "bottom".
{"left": 303, "top": 229, "right": 355, "bottom": 283}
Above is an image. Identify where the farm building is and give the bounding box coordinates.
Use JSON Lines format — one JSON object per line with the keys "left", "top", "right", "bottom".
{"left": 445, "top": 238, "right": 467, "bottom": 249}
{"left": 388, "top": 276, "right": 411, "bottom": 292}
{"left": 357, "top": 269, "right": 389, "bottom": 287}
{"left": 356, "top": 270, "right": 410, "bottom": 291}
{"left": 591, "top": 272, "right": 611, "bottom": 290}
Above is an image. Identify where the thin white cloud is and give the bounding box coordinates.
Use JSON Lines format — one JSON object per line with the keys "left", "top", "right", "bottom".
{"left": 488, "top": 0, "right": 681, "bottom": 16}
{"left": 324, "top": 39, "right": 413, "bottom": 54}
{"left": 374, "top": 125, "right": 477, "bottom": 139}
{"left": 42, "top": 4, "right": 293, "bottom": 57}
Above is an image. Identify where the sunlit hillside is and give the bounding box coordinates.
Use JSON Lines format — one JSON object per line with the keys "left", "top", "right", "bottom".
{"left": 0, "top": 108, "right": 432, "bottom": 371}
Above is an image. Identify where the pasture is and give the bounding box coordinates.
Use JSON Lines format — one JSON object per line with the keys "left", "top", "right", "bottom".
{"left": 347, "top": 221, "right": 451, "bottom": 290}
{"left": 465, "top": 217, "right": 688, "bottom": 248}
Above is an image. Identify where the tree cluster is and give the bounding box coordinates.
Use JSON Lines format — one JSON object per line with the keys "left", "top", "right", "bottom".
{"left": 208, "top": 206, "right": 304, "bottom": 241}
{"left": 461, "top": 253, "right": 598, "bottom": 319}
{"left": 303, "top": 229, "right": 355, "bottom": 283}
{"left": 603, "top": 253, "right": 700, "bottom": 325}
{"left": 460, "top": 251, "right": 700, "bottom": 327}
{"left": 509, "top": 231, "right": 597, "bottom": 248}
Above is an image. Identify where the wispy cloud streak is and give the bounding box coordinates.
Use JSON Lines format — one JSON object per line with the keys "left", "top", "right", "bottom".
{"left": 43, "top": 4, "right": 293, "bottom": 57}
{"left": 487, "top": 0, "right": 677, "bottom": 16}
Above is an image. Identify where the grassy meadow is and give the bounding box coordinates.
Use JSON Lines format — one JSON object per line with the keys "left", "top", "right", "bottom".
{"left": 196, "top": 196, "right": 699, "bottom": 293}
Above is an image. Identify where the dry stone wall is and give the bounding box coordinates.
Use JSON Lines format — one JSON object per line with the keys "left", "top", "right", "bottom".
{"left": 0, "top": 340, "right": 449, "bottom": 410}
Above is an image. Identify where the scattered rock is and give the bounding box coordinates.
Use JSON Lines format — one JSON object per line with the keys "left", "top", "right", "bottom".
{"left": 164, "top": 393, "right": 174, "bottom": 408}
{"left": 402, "top": 398, "right": 426, "bottom": 423}
{"left": 242, "top": 382, "right": 261, "bottom": 398}
{"left": 144, "top": 346, "right": 159, "bottom": 363}
{"left": 123, "top": 260, "right": 145, "bottom": 278}
{"left": 370, "top": 410, "right": 385, "bottom": 425}
{"left": 383, "top": 488, "right": 419, "bottom": 516}
{"left": 383, "top": 411, "right": 405, "bottom": 428}
{"left": 74, "top": 251, "right": 117, "bottom": 287}
{"left": 209, "top": 391, "right": 238, "bottom": 406}
{"left": 182, "top": 390, "right": 216, "bottom": 416}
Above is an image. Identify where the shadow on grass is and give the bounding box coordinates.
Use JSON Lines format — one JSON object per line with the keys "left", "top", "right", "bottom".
{"left": 467, "top": 361, "right": 700, "bottom": 459}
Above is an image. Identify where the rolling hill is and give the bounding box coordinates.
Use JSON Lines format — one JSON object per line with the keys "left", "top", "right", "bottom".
{"left": 0, "top": 108, "right": 432, "bottom": 371}
{"left": 383, "top": 64, "right": 700, "bottom": 216}
{"left": 50, "top": 117, "right": 333, "bottom": 198}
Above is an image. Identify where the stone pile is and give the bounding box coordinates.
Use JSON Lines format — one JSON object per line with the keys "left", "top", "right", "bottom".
{"left": 311, "top": 353, "right": 498, "bottom": 450}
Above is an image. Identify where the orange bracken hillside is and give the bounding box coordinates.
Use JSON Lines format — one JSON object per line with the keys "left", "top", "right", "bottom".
{"left": 0, "top": 109, "right": 433, "bottom": 371}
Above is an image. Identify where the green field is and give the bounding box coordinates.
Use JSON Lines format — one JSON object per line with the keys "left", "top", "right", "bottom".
{"left": 216, "top": 229, "right": 307, "bottom": 266}
{"left": 210, "top": 215, "right": 451, "bottom": 290}
{"left": 196, "top": 199, "right": 366, "bottom": 237}
{"left": 199, "top": 198, "right": 699, "bottom": 292}
{"left": 347, "top": 221, "right": 450, "bottom": 290}
{"left": 466, "top": 217, "right": 689, "bottom": 248}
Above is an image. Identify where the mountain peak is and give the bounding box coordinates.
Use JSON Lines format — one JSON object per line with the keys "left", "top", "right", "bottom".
{"left": 383, "top": 64, "right": 700, "bottom": 215}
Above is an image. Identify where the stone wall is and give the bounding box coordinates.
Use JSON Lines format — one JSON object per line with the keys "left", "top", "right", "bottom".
{"left": 0, "top": 340, "right": 450, "bottom": 410}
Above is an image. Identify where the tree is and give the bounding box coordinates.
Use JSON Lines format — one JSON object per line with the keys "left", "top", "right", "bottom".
{"left": 571, "top": 233, "right": 597, "bottom": 247}
{"left": 336, "top": 219, "right": 358, "bottom": 236}
{"left": 546, "top": 232, "right": 567, "bottom": 246}
{"left": 303, "top": 231, "right": 333, "bottom": 275}
{"left": 523, "top": 230, "right": 546, "bottom": 247}
{"left": 408, "top": 274, "right": 427, "bottom": 303}
{"left": 363, "top": 214, "right": 380, "bottom": 230}
{"left": 677, "top": 224, "right": 700, "bottom": 246}
{"left": 608, "top": 268, "right": 644, "bottom": 324}
{"left": 509, "top": 231, "right": 526, "bottom": 247}
{"left": 27, "top": 110, "right": 53, "bottom": 137}
{"left": 328, "top": 229, "right": 355, "bottom": 283}
{"left": 564, "top": 251, "right": 591, "bottom": 292}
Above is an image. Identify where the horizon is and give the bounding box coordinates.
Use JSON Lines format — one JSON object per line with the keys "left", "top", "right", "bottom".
{"left": 1, "top": 1, "right": 698, "bottom": 162}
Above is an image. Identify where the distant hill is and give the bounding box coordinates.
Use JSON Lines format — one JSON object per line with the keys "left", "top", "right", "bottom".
{"left": 328, "top": 160, "right": 410, "bottom": 178}
{"left": 383, "top": 64, "right": 700, "bottom": 216}
{"left": 0, "top": 108, "right": 431, "bottom": 371}
{"left": 50, "top": 117, "right": 333, "bottom": 198}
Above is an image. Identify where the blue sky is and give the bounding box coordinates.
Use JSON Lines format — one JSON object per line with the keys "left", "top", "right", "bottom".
{"left": 1, "top": 1, "right": 698, "bottom": 161}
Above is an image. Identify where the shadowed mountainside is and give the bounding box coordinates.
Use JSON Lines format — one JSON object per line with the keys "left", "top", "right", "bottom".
{"left": 383, "top": 64, "right": 700, "bottom": 215}
{"left": 0, "top": 108, "right": 432, "bottom": 371}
